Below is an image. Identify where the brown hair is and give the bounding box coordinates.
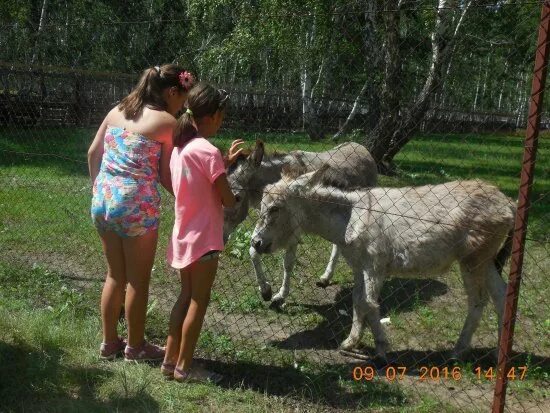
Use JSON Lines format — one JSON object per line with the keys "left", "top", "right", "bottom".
{"left": 173, "top": 82, "right": 229, "bottom": 148}
{"left": 118, "top": 63, "right": 195, "bottom": 120}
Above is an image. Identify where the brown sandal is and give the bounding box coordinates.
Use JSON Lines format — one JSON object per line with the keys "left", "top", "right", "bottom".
{"left": 173, "top": 366, "right": 223, "bottom": 384}
{"left": 161, "top": 363, "right": 175, "bottom": 380}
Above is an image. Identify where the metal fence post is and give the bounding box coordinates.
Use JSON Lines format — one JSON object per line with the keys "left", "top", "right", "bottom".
{"left": 491, "top": 2, "right": 550, "bottom": 412}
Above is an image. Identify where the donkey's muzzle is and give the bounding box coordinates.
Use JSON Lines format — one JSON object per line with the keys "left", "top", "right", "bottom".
{"left": 251, "top": 237, "right": 270, "bottom": 254}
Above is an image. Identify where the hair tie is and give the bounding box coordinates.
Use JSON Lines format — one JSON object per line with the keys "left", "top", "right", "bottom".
{"left": 154, "top": 66, "right": 160, "bottom": 73}
{"left": 186, "top": 108, "right": 193, "bottom": 116}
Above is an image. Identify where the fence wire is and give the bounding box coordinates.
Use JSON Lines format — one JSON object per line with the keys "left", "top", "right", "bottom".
{"left": 0, "top": 1, "right": 549, "bottom": 412}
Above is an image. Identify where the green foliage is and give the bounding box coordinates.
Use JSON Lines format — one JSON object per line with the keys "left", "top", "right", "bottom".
{"left": 211, "top": 289, "right": 264, "bottom": 314}
{"left": 0, "top": 130, "right": 548, "bottom": 411}
{"left": 226, "top": 225, "right": 253, "bottom": 260}
{"left": 198, "top": 330, "right": 236, "bottom": 357}
{"left": 0, "top": 1, "right": 545, "bottom": 149}
{"left": 0, "top": 262, "right": 96, "bottom": 318}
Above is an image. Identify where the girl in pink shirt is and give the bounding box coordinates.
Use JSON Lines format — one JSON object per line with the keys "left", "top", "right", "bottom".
{"left": 162, "top": 82, "right": 243, "bottom": 383}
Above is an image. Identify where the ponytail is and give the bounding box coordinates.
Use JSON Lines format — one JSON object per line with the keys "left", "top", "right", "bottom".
{"left": 119, "top": 64, "right": 195, "bottom": 120}
{"left": 173, "top": 110, "right": 198, "bottom": 148}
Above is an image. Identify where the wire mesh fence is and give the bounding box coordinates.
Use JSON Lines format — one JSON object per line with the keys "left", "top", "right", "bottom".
{"left": 0, "top": 1, "right": 549, "bottom": 412}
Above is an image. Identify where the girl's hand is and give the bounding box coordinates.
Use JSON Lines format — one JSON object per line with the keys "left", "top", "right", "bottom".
{"left": 225, "top": 139, "right": 245, "bottom": 167}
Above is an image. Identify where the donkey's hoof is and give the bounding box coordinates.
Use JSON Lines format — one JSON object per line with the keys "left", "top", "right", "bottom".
{"left": 270, "top": 296, "right": 286, "bottom": 310}
{"left": 340, "top": 338, "right": 358, "bottom": 351}
{"left": 316, "top": 279, "right": 330, "bottom": 288}
{"left": 260, "top": 286, "right": 272, "bottom": 302}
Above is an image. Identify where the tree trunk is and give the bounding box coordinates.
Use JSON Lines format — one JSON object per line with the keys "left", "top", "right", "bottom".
{"left": 366, "top": 0, "right": 401, "bottom": 168}
{"left": 333, "top": 1, "right": 378, "bottom": 140}
{"left": 374, "top": 0, "right": 472, "bottom": 169}
{"left": 498, "top": 60, "right": 509, "bottom": 111}
{"left": 301, "top": 16, "right": 325, "bottom": 141}
{"left": 332, "top": 80, "right": 369, "bottom": 140}
{"left": 31, "top": 0, "right": 49, "bottom": 66}
{"left": 515, "top": 72, "right": 527, "bottom": 128}
{"left": 473, "top": 59, "right": 481, "bottom": 111}
{"left": 480, "top": 51, "right": 491, "bottom": 109}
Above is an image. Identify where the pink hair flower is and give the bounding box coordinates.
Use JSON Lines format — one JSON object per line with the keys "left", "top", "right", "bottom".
{"left": 178, "top": 71, "right": 194, "bottom": 90}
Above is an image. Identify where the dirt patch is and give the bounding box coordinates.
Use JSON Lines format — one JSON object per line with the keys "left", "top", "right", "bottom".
{"left": 3, "top": 247, "right": 548, "bottom": 412}
{"left": 0, "top": 247, "right": 103, "bottom": 290}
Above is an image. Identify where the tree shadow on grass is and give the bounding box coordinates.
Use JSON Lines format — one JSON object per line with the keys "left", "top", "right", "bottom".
{"left": 0, "top": 340, "right": 160, "bottom": 412}
{"left": 200, "top": 349, "right": 549, "bottom": 411}
{"left": 271, "top": 278, "right": 448, "bottom": 351}
{"left": 338, "top": 347, "right": 550, "bottom": 380}
{"left": 202, "top": 358, "right": 408, "bottom": 410}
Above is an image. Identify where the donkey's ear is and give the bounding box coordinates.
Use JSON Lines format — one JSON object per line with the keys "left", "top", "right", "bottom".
{"left": 307, "top": 163, "right": 331, "bottom": 188}
{"left": 249, "top": 139, "right": 265, "bottom": 167}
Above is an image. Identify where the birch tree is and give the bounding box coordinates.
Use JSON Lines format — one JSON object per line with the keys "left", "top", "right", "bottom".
{"left": 367, "top": 0, "right": 473, "bottom": 172}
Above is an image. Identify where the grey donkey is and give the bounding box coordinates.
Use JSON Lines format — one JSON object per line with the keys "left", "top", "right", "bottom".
{"left": 251, "top": 166, "right": 515, "bottom": 360}
{"left": 224, "top": 140, "right": 378, "bottom": 306}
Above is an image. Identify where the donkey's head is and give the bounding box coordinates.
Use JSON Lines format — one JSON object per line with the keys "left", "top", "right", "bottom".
{"left": 223, "top": 140, "right": 265, "bottom": 242}
{"left": 250, "top": 165, "right": 329, "bottom": 254}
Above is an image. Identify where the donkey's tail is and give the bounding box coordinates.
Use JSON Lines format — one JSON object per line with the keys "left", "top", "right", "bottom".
{"left": 495, "top": 228, "right": 514, "bottom": 275}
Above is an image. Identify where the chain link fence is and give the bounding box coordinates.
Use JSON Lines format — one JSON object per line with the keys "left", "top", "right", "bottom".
{"left": 0, "top": 1, "right": 548, "bottom": 412}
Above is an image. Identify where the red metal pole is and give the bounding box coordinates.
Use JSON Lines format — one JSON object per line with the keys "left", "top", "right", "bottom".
{"left": 492, "top": 2, "right": 550, "bottom": 412}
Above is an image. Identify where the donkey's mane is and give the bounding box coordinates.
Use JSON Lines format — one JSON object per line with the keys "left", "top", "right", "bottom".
{"left": 270, "top": 176, "right": 360, "bottom": 207}
{"left": 265, "top": 151, "right": 291, "bottom": 162}
{"left": 309, "top": 184, "right": 363, "bottom": 205}
{"left": 283, "top": 172, "right": 373, "bottom": 194}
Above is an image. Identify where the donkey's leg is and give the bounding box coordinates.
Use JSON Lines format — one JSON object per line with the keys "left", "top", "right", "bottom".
{"left": 341, "top": 269, "right": 388, "bottom": 360}
{"left": 485, "top": 262, "right": 506, "bottom": 353}
{"left": 453, "top": 263, "right": 489, "bottom": 359}
{"left": 340, "top": 270, "right": 367, "bottom": 351}
{"left": 271, "top": 241, "right": 298, "bottom": 307}
{"left": 362, "top": 272, "right": 389, "bottom": 360}
{"left": 317, "top": 244, "right": 339, "bottom": 288}
{"left": 249, "top": 246, "right": 272, "bottom": 301}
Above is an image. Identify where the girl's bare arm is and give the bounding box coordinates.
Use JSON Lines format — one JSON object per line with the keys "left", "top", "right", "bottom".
{"left": 157, "top": 120, "right": 176, "bottom": 196}
{"left": 87, "top": 116, "right": 109, "bottom": 184}
{"left": 214, "top": 174, "right": 237, "bottom": 208}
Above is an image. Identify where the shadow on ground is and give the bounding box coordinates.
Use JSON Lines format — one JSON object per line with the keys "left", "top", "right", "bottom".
{"left": 202, "top": 358, "right": 408, "bottom": 410}
{"left": 201, "top": 348, "right": 549, "bottom": 410}
{"left": 272, "top": 278, "right": 448, "bottom": 350}
{"left": 0, "top": 340, "right": 160, "bottom": 412}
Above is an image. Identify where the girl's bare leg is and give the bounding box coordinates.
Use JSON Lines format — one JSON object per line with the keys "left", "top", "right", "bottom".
{"left": 121, "top": 229, "right": 158, "bottom": 347}
{"left": 176, "top": 257, "right": 218, "bottom": 371}
{"left": 164, "top": 269, "right": 192, "bottom": 365}
{"left": 99, "top": 231, "right": 126, "bottom": 344}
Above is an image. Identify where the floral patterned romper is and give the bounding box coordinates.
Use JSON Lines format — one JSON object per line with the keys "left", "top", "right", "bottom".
{"left": 91, "top": 126, "right": 162, "bottom": 237}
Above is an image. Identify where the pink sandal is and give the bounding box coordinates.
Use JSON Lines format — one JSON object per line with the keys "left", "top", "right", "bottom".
{"left": 99, "top": 337, "right": 126, "bottom": 360}
{"left": 124, "top": 341, "right": 165, "bottom": 362}
{"left": 161, "top": 362, "right": 175, "bottom": 380}
{"left": 174, "top": 366, "right": 223, "bottom": 384}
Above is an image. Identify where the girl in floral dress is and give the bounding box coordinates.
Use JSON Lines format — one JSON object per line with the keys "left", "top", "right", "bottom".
{"left": 88, "top": 64, "right": 195, "bottom": 361}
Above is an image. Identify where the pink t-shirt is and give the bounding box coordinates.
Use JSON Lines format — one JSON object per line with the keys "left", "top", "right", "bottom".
{"left": 167, "top": 136, "right": 226, "bottom": 269}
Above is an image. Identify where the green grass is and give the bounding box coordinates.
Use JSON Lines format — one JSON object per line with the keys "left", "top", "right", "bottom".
{"left": 0, "top": 262, "right": 417, "bottom": 412}
{"left": 0, "top": 126, "right": 548, "bottom": 411}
